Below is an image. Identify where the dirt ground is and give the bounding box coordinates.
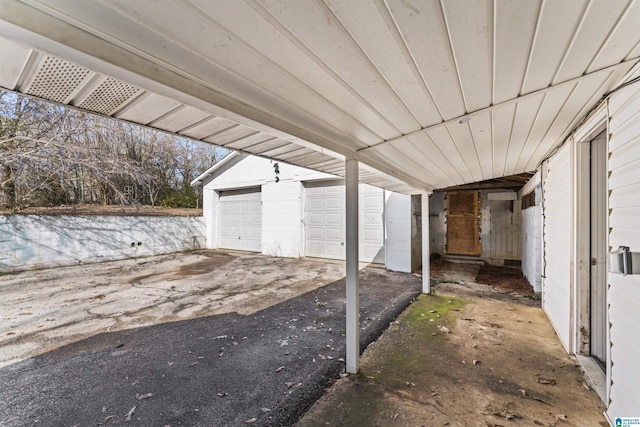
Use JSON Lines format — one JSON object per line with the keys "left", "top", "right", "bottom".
{"left": 298, "top": 261, "right": 606, "bottom": 427}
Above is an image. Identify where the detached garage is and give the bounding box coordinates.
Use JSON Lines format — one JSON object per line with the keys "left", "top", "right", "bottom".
{"left": 192, "top": 152, "right": 413, "bottom": 272}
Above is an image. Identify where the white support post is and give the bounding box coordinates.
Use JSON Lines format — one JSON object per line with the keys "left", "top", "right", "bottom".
{"left": 421, "top": 191, "right": 431, "bottom": 294}
{"left": 345, "top": 158, "right": 360, "bottom": 374}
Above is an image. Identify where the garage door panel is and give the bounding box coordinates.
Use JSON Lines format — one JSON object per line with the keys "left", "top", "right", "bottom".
{"left": 304, "top": 181, "right": 385, "bottom": 263}
{"left": 218, "top": 188, "right": 262, "bottom": 252}
{"left": 326, "top": 227, "right": 342, "bottom": 240}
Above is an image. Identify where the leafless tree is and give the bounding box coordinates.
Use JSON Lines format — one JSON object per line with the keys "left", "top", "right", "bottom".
{"left": 0, "top": 92, "right": 225, "bottom": 210}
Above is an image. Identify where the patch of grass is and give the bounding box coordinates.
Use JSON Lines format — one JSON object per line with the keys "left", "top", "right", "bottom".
{"left": 523, "top": 293, "right": 541, "bottom": 301}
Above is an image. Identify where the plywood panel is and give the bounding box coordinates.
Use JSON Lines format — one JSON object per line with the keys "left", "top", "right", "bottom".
{"left": 447, "top": 191, "right": 481, "bottom": 256}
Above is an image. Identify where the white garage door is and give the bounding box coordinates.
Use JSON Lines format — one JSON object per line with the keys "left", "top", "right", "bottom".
{"left": 304, "top": 181, "right": 385, "bottom": 264}
{"left": 218, "top": 188, "right": 262, "bottom": 252}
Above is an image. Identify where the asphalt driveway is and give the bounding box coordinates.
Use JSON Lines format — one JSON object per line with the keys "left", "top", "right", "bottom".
{"left": 0, "top": 250, "right": 421, "bottom": 426}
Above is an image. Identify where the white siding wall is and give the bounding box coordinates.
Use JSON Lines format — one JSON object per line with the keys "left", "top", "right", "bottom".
{"left": 0, "top": 215, "right": 205, "bottom": 272}
{"left": 201, "top": 155, "right": 413, "bottom": 271}
{"left": 542, "top": 143, "right": 572, "bottom": 351}
{"left": 263, "top": 180, "right": 302, "bottom": 257}
{"left": 481, "top": 192, "right": 522, "bottom": 262}
{"left": 428, "top": 192, "right": 446, "bottom": 254}
{"left": 522, "top": 203, "right": 542, "bottom": 293}
{"left": 606, "top": 82, "right": 640, "bottom": 418}
{"left": 385, "top": 192, "right": 412, "bottom": 272}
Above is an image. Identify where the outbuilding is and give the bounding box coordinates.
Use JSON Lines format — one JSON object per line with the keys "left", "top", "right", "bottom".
{"left": 192, "top": 152, "right": 418, "bottom": 273}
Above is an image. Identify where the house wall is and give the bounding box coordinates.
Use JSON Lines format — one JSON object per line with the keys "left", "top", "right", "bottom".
{"left": 428, "top": 192, "right": 446, "bottom": 254}
{"left": 201, "top": 155, "right": 413, "bottom": 272}
{"left": 385, "top": 191, "right": 411, "bottom": 272}
{"left": 520, "top": 170, "right": 542, "bottom": 292}
{"left": 481, "top": 191, "right": 522, "bottom": 263}
{"left": 541, "top": 142, "right": 572, "bottom": 351}
{"left": 605, "top": 79, "right": 640, "bottom": 418}
{"left": 0, "top": 215, "right": 205, "bottom": 272}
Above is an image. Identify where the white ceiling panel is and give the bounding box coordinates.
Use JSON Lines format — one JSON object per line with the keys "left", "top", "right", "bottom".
{"left": 149, "top": 106, "right": 212, "bottom": 134}
{"left": 492, "top": 0, "right": 540, "bottom": 104}
{"left": 425, "top": 125, "right": 474, "bottom": 184}
{"left": 502, "top": 92, "right": 546, "bottom": 177}
{"left": 386, "top": 0, "right": 466, "bottom": 120}
{"left": 441, "top": 0, "right": 493, "bottom": 113}
{"left": 256, "top": 0, "right": 420, "bottom": 135}
{"left": 181, "top": 117, "right": 237, "bottom": 140}
{"left": 553, "top": 0, "right": 630, "bottom": 83}
{"left": 0, "top": 0, "right": 638, "bottom": 193}
{"left": 0, "top": 38, "right": 31, "bottom": 89}
{"left": 323, "top": 0, "right": 441, "bottom": 127}
{"left": 521, "top": 0, "right": 589, "bottom": 94}
{"left": 467, "top": 110, "right": 493, "bottom": 179}
{"left": 588, "top": 0, "right": 640, "bottom": 72}
{"left": 115, "top": 93, "right": 182, "bottom": 125}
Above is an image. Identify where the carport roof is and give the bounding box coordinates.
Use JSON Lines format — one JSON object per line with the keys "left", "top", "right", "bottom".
{"left": 0, "top": 0, "right": 639, "bottom": 193}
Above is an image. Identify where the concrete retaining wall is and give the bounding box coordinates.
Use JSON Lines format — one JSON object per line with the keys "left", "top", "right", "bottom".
{"left": 0, "top": 215, "right": 205, "bottom": 272}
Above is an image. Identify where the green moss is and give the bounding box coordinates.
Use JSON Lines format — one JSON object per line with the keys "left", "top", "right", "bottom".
{"left": 357, "top": 294, "right": 467, "bottom": 386}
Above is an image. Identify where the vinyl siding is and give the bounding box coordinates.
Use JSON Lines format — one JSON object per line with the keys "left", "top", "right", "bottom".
{"left": 542, "top": 143, "right": 572, "bottom": 351}
{"left": 606, "top": 81, "right": 640, "bottom": 418}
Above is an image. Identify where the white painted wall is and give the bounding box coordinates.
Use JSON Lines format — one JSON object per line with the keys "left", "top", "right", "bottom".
{"left": 481, "top": 191, "right": 522, "bottom": 262}
{"left": 605, "top": 79, "right": 640, "bottom": 419}
{"left": 520, "top": 171, "right": 542, "bottom": 292}
{"left": 541, "top": 142, "right": 572, "bottom": 352}
{"left": 429, "top": 192, "right": 446, "bottom": 255}
{"left": 200, "top": 154, "right": 413, "bottom": 272}
{"left": 521, "top": 203, "right": 542, "bottom": 293}
{"left": 0, "top": 215, "right": 205, "bottom": 272}
{"left": 385, "top": 191, "right": 411, "bottom": 272}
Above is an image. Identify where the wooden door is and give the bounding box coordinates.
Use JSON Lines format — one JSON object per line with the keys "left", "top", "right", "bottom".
{"left": 446, "top": 191, "right": 481, "bottom": 255}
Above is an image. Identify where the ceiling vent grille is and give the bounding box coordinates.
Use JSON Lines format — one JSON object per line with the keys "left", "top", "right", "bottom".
{"left": 78, "top": 77, "right": 142, "bottom": 115}
{"left": 25, "top": 56, "right": 91, "bottom": 103}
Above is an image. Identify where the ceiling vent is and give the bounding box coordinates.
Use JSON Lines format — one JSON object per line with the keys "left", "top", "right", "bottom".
{"left": 78, "top": 77, "right": 143, "bottom": 115}
{"left": 24, "top": 56, "right": 91, "bottom": 103}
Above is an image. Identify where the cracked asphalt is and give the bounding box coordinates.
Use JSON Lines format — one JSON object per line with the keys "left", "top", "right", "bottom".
{"left": 0, "top": 250, "right": 421, "bottom": 426}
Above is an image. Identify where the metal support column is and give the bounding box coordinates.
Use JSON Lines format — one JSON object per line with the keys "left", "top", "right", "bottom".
{"left": 345, "top": 158, "right": 359, "bottom": 373}
{"left": 422, "top": 191, "right": 431, "bottom": 294}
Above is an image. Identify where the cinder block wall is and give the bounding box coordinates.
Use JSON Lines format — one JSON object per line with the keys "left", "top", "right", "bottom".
{"left": 0, "top": 215, "right": 205, "bottom": 272}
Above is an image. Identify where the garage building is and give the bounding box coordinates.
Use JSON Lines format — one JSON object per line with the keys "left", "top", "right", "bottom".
{"left": 192, "top": 152, "right": 416, "bottom": 273}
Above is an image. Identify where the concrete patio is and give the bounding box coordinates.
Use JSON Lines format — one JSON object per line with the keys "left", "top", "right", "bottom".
{"left": 0, "top": 250, "right": 421, "bottom": 426}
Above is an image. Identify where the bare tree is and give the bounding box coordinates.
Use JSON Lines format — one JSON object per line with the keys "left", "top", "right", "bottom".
{"left": 0, "top": 92, "right": 223, "bottom": 210}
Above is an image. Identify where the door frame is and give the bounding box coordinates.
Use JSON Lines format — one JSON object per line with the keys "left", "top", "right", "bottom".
{"left": 572, "top": 103, "right": 610, "bottom": 402}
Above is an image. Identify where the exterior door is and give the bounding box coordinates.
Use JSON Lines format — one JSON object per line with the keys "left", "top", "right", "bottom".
{"left": 590, "top": 132, "right": 607, "bottom": 365}
{"left": 446, "top": 191, "right": 481, "bottom": 255}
